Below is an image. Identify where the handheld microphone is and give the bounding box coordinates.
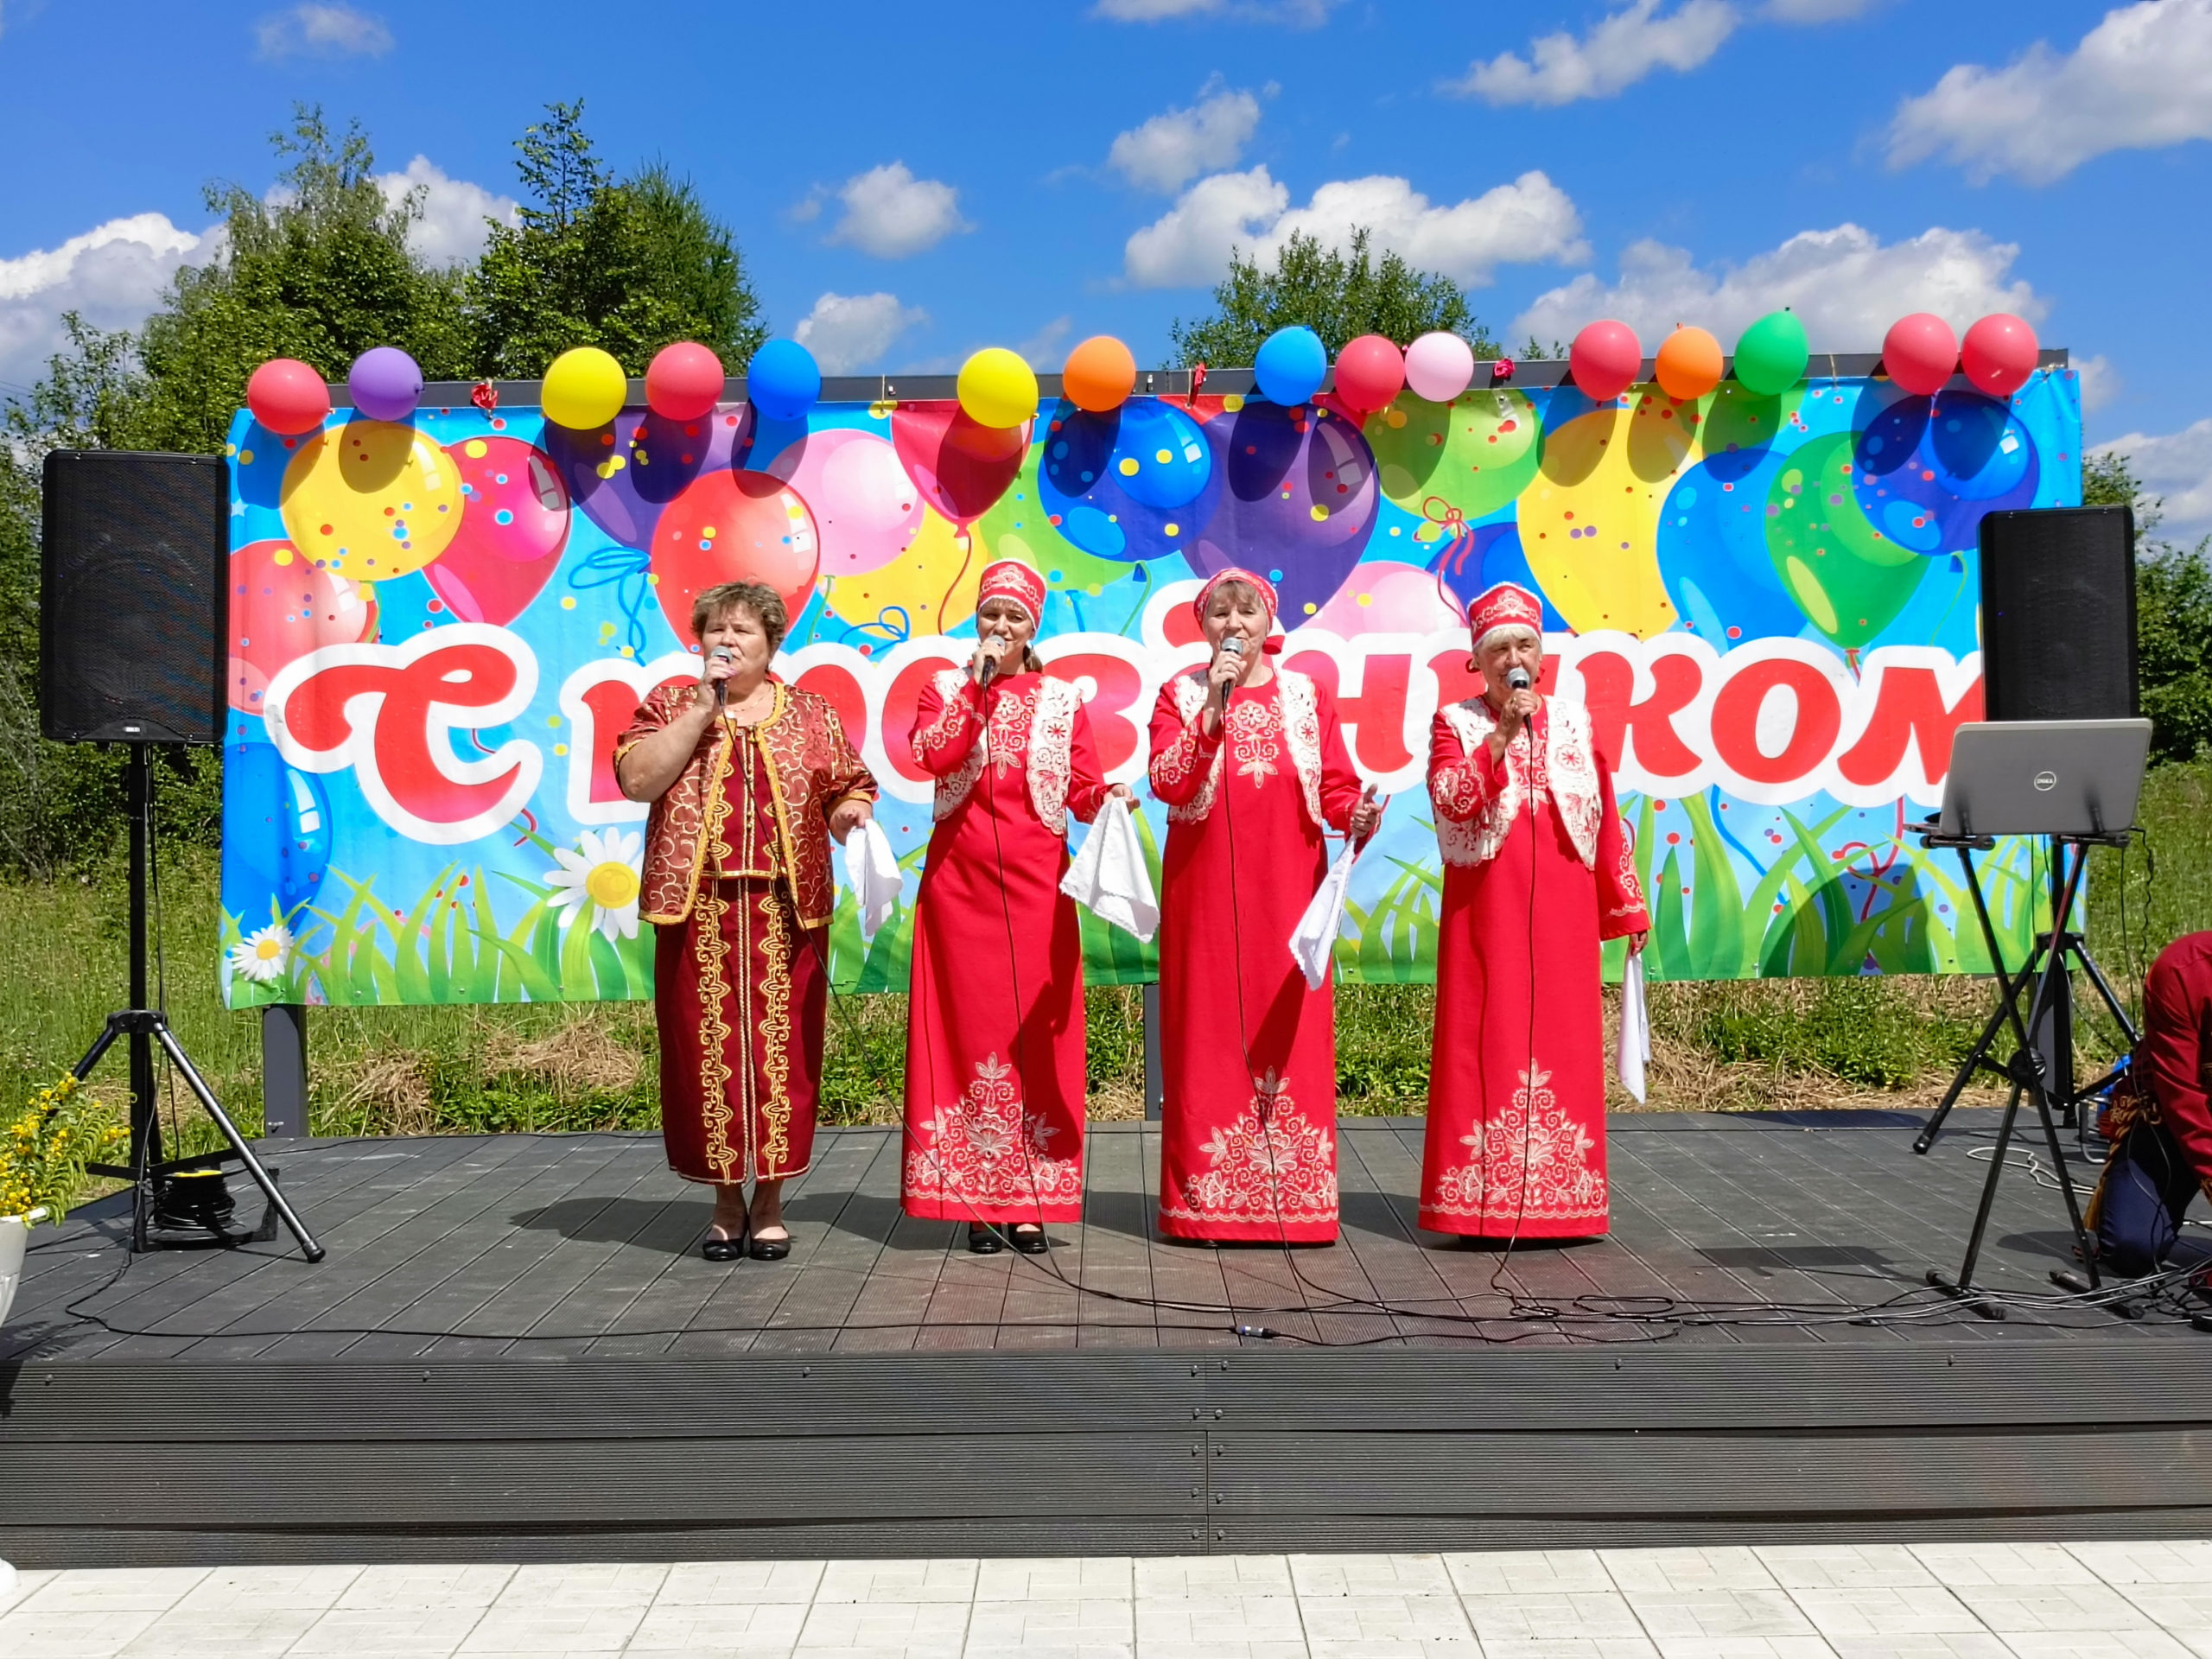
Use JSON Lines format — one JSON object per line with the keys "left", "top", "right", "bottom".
{"left": 711, "top": 646, "right": 734, "bottom": 707}
{"left": 977, "top": 636, "right": 1005, "bottom": 689}
{"left": 1506, "top": 666, "right": 1532, "bottom": 692}
{"left": 1217, "top": 635, "right": 1245, "bottom": 715}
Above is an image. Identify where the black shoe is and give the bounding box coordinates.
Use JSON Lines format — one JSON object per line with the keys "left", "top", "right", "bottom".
{"left": 968, "top": 1223, "right": 1006, "bottom": 1255}
{"left": 1011, "top": 1225, "right": 1050, "bottom": 1255}
{"left": 702, "top": 1223, "right": 747, "bottom": 1262}
{"left": 748, "top": 1230, "right": 791, "bottom": 1261}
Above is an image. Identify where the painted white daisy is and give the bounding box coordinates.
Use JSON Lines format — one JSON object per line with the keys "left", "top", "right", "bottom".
{"left": 227, "top": 923, "right": 295, "bottom": 984}
{"left": 545, "top": 827, "right": 645, "bottom": 941}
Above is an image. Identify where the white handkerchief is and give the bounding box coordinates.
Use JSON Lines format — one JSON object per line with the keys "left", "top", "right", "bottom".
{"left": 844, "top": 819, "right": 904, "bottom": 944}
{"left": 1617, "top": 950, "right": 1651, "bottom": 1103}
{"left": 1288, "top": 842, "right": 1359, "bottom": 992}
{"left": 1058, "top": 796, "right": 1159, "bottom": 943}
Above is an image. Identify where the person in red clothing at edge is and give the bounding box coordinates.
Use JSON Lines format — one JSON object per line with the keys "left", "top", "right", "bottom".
{"left": 1420, "top": 581, "right": 1649, "bottom": 1242}
{"left": 1147, "top": 567, "right": 1381, "bottom": 1245}
{"left": 901, "top": 559, "right": 1133, "bottom": 1255}
{"left": 2089, "top": 931, "right": 2212, "bottom": 1275}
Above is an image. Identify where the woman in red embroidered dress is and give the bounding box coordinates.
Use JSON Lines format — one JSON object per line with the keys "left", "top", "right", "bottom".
{"left": 1421, "top": 582, "right": 1648, "bottom": 1240}
{"left": 619, "top": 581, "right": 878, "bottom": 1262}
{"left": 903, "top": 561, "right": 1129, "bottom": 1254}
{"left": 1147, "top": 569, "right": 1379, "bottom": 1243}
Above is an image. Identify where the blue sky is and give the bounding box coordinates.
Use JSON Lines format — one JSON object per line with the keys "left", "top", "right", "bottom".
{"left": 3, "top": 0, "right": 2210, "bottom": 535}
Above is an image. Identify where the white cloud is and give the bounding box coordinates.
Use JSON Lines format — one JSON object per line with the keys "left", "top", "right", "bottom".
{"left": 1108, "top": 79, "right": 1264, "bottom": 193}
{"left": 0, "top": 213, "right": 213, "bottom": 395}
{"left": 1448, "top": 0, "right": 1738, "bottom": 106}
{"left": 1123, "top": 165, "right": 1586, "bottom": 289}
{"left": 820, "top": 162, "right": 970, "bottom": 260}
{"left": 793, "top": 291, "right": 929, "bottom": 375}
{"left": 1512, "top": 223, "right": 2044, "bottom": 353}
{"left": 2094, "top": 419, "right": 2212, "bottom": 543}
{"left": 375, "top": 157, "right": 518, "bottom": 269}
{"left": 253, "top": 3, "right": 392, "bottom": 60}
{"left": 1016, "top": 315, "right": 1074, "bottom": 371}
{"left": 1887, "top": 0, "right": 2212, "bottom": 185}
{"left": 1092, "top": 0, "right": 1334, "bottom": 21}
{"left": 2075, "top": 353, "right": 2121, "bottom": 414}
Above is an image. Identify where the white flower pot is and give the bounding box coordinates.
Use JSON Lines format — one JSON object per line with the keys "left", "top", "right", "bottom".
{"left": 0, "top": 1208, "right": 45, "bottom": 1332}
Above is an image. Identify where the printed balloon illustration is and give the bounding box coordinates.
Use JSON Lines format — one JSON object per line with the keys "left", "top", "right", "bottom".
{"left": 1038, "top": 397, "right": 1217, "bottom": 564}
{"left": 764, "top": 427, "right": 923, "bottom": 577}
{"left": 975, "top": 443, "right": 1132, "bottom": 601}
{"left": 1429, "top": 521, "right": 1568, "bottom": 631}
{"left": 1765, "top": 431, "right": 1927, "bottom": 651}
{"left": 228, "top": 537, "right": 378, "bottom": 712}
{"left": 545, "top": 404, "right": 753, "bottom": 550}
{"left": 652, "top": 469, "right": 822, "bottom": 641}
{"left": 1850, "top": 391, "right": 2039, "bottom": 566}
{"left": 279, "top": 418, "right": 464, "bottom": 580}
{"left": 427, "top": 436, "right": 572, "bottom": 626}
{"left": 1192, "top": 401, "right": 1379, "bottom": 621}
{"left": 223, "top": 742, "right": 333, "bottom": 925}
{"left": 1516, "top": 393, "right": 1699, "bottom": 638}
{"left": 891, "top": 402, "right": 1029, "bottom": 535}
{"left": 1657, "top": 449, "right": 1809, "bottom": 645}
{"left": 1308, "top": 560, "right": 1466, "bottom": 635}
{"left": 1366, "top": 388, "right": 1541, "bottom": 536}
{"left": 823, "top": 506, "right": 982, "bottom": 643}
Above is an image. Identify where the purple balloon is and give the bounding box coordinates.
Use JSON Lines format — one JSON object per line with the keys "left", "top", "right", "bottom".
{"left": 348, "top": 346, "right": 422, "bottom": 423}
{"left": 543, "top": 404, "right": 755, "bottom": 550}
{"left": 1190, "top": 401, "right": 1379, "bottom": 623}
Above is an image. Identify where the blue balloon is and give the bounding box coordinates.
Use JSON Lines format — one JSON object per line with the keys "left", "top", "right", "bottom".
{"left": 223, "top": 741, "right": 332, "bottom": 931}
{"left": 1656, "top": 448, "right": 1807, "bottom": 645}
{"left": 1039, "top": 397, "right": 1219, "bottom": 563}
{"left": 747, "top": 339, "right": 821, "bottom": 423}
{"left": 1254, "top": 326, "right": 1328, "bottom": 408}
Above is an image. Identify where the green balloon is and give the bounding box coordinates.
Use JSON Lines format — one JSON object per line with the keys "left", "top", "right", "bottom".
{"left": 1733, "top": 308, "right": 1809, "bottom": 397}
{"left": 1764, "top": 432, "right": 1927, "bottom": 649}
{"left": 1364, "top": 387, "right": 1542, "bottom": 523}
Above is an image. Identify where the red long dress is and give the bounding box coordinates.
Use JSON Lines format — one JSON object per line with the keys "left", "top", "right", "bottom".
{"left": 902, "top": 670, "right": 1113, "bottom": 1223}
{"left": 1148, "top": 667, "right": 1363, "bottom": 1243}
{"left": 1420, "top": 695, "right": 1649, "bottom": 1237}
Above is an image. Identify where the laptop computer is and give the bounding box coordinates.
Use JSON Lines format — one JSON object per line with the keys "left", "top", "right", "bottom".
{"left": 1938, "top": 719, "right": 2152, "bottom": 838}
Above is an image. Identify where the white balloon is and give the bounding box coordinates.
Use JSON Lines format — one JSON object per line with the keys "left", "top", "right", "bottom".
{"left": 1404, "top": 332, "right": 1477, "bottom": 404}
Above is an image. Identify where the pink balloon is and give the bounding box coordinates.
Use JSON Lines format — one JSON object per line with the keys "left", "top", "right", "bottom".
{"left": 1961, "top": 314, "right": 2039, "bottom": 398}
{"left": 425, "top": 435, "right": 571, "bottom": 625}
{"left": 1404, "top": 331, "right": 1476, "bottom": 404}
{"left": 1884, "top": 313, "right": 1960, "bottom": 397}
{"left": 229, "top": 538, "right": 376, "bottom": 712}
{"left": 1306, "top": 561, "right": 1465, "bottom": 636}
{"left": 1334, "top": 334, "right": 1406, "bottom": 412}
{"left": 1570, "top": 320, "right": 1643, "bottom": 404}
{"left": 645, "top": 341, "right": 727, "bottom": 422}
{"left": 764, "top": 427, "right": 924, "bottom": 577}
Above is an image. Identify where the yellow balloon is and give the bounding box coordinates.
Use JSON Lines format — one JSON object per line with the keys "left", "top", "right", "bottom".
{"left": 543, "top": 346, "right": 628, "bottom": 429}
{"left": 1516, "top": 392, "right": 1697, "bottom": 639}
{"left": 278, "top": 420, "right": 463, "bottom": 582}
{"left": 824, "top": 507, "right": 982, "bottom": 640}
{"left": 956, "top": 347, "right": 1039, "bottom": 430}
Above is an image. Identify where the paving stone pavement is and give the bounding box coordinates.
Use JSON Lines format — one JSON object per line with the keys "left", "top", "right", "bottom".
{"left": 2, "top": 1541, "right": 2209, "bottom": 1657}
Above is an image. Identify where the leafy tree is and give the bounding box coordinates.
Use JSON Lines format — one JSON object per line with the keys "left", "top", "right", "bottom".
{"left": 1169, "top": 229, "right": 1497, "bottom": 367}
{"left": 2085, "top": 448, "right": 2212, "bottom": 763}
{"left": 467, "top": 103, "right": 765, "bottom": 377}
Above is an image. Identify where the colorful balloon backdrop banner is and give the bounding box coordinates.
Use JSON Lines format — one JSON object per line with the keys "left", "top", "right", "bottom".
{"left": 218, "top": 365, "right": 2086, "bottom": 1007}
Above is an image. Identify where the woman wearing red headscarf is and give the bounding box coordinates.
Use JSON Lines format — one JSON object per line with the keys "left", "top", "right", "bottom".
{"left": 1147, "top": 568, "right": 1379, "bottom": 1243}
{"left": 903, "top": 560, "right": 1130, "bottom": 1253}
{"left": 1421, "top": 582, "right": 1648, "bottom": 1240}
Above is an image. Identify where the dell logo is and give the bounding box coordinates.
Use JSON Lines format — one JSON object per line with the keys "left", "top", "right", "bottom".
{"left": 2033, "top": 771, "right": 2057, "bottom": 791}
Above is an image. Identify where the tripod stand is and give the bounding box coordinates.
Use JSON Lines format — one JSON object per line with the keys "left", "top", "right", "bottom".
{"left": 77, "top": 745, "right": 322, "bottom": 1262}
{"left": 1913, "top": 827, "right": 2131, "bottom": 1311}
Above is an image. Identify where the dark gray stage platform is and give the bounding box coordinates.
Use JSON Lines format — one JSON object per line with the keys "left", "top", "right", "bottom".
{"left": 2, "top": 1112, "right": 2206, "bottom": 1566}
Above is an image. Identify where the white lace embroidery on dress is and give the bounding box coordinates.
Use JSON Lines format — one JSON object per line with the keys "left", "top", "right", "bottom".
{"left": 1166, "top": 668, "right": 1325, "bottom": 828}
{"left": 1432, "top": 696, "right": 1602, "bottom": 869}
{"left": 1423, "top": 1061, "right": 1607, "bottom": 1224}
{"left": 927, "top": 669, "right": 1081, "bottom": 834}
{"left": 1160, "top": 1068, "right": 1339, "bottom": 1227}
{"left": 904, "top": 1052, "right": 1084, "bottom": 1210}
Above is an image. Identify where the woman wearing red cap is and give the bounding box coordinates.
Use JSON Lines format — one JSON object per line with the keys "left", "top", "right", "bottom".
{"left": 1147, "top": 568, "right": 1379, "bottom": 1243}
{"left": 903, "top": 559, "right": 1129, "bottom": 1253}
{"left": 1421, "top": 581, "right": 1648, "bottom": 1240}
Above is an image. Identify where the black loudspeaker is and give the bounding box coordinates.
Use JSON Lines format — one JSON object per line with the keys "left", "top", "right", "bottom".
{"left": 1979, "top": 504, "right": 2138, "bottom": 723}
{"left": 41, "top": 450, "right": 227, "bottom": 743}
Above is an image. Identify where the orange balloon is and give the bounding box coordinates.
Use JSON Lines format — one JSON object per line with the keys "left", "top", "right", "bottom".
{"left": 1655, "top": 326, "right": 1725, "bottom": 402}
{"left": 1062, "top": 335, "right": 1137, "bottom": 413}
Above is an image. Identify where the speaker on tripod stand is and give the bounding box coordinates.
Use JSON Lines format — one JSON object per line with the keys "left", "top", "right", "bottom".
{"left": 40, "top": 450, "right": 321, "bottom": 1261}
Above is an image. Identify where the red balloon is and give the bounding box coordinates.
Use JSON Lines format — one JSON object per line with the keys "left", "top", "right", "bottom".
{"left": 246, "top": 359, "right": 331, "bottom": 436}
{"left": 1333, "top": 334, "right": 1407, "bottom": 412}
{"left": 890, "top": 402, "right": 1027, "bottom": 527}
{"left": 1883, "top": 313, "right": 1960, "bottom": 397}
{"left": 228, "top": 538, "right": 377, "bottom": 712}
{"left": 1569, "top": 320, "right": 1643, "bottom": 404}
{"left": 1961, "top": 314, "right": 2039, "bottom": 398}
{"left": 425, "top": 436, "right": 571, "bottom": 626}
{"left": 645, "top": 341, "right": 727, "bottom": 423}
{"left": 652, "top": 469, "right": 822, "bottom": 643}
